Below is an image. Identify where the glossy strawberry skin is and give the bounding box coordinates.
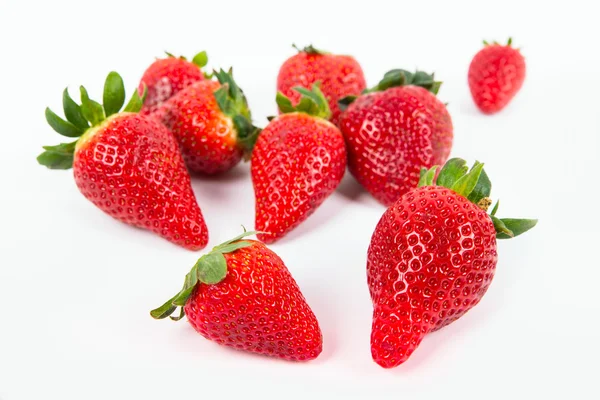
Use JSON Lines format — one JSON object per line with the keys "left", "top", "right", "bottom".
{"left": 277, "top": 52, "right": 366, "bottom": 126}
{"left": 468, "top": 44, "right": 526, "bottom": 114}
{"left": 368, "top": 186, "right": 497, "bottom": 368}
{"left": 139, "top": 57, "right": 204, "bottom": 115}
{"left": 73, "top": 113, "right": 208, "bottom": 250}
{"left": 251, "top": 113, "right": 346, "bottom": 243}
{"left": 154, "top": 80, "right": 242, "bottom": 175}
{"left": 184, "top": 240, "right": 323, "bottom": 361}
{"left": 340, "top": 86, "right": 453, "bottom": 206}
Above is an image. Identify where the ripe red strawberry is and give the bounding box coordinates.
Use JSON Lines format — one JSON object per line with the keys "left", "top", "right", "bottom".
{"left": 38, "top": 72, "right": 209, "bottom": 250}
{"left": 468, "top": 38, "right": 526, "bottom": 114}
{"left": 277, "top": 44, "right": 366, "bottom": 126}
{"left": 155, "top": 69, "right": 260, "bottom": 175}
{"left": 151, "top": 230, "right": 323, "bottom": 361}
{"left": 339, "top": 69, "right": 453, "bottom": 206}
{"left": 139, "top": 51, "right": 208, "bottom": 115}
{"left": 367, "top": 158, "right": 537, "bottom": 368}
{"left": 251, "top": 84, "right": 346, "bottom": 243}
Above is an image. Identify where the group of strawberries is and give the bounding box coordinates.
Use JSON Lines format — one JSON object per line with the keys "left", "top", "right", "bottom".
{"left": 39, "top": 40, "right": 535, "bottom": 368}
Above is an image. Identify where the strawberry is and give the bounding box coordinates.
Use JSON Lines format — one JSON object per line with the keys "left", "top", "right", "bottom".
{"left": 139, "top": 51, "right": 208, "bottom": 115}
{"left": 251, "top": 84, "right": 346, "bottom": 243}
{"left": 367, "top": 158, "right": 537, "bottom": 368}
{"left": 38, "top": 72, "right": 209, "bottom": 250}
{"left": 155, "top": 69, "right": 260, "bottom": 175}
{"left": 277, "top": 44, "right": 366, "bottom": 126}
{"left": 151, "top": 230, "right": 323, "bottom": 361}
{"left": 468, "top": 38, "right": 526, "bottom": 114}
{"left": 339, "top": 69, "right": 453, "bottom": 206}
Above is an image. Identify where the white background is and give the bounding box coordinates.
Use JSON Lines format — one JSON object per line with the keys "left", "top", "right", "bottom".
{"left": 1, "top": 0, "right": 599, "bottom": 398}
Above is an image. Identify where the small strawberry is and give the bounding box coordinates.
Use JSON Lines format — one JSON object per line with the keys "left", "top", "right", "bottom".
{"left": 468, "top": 38, "right": 526, "bottom": 114}
{"left": 151, "top": 230, "right": 323, "bottom": 361}
{"left": 139, "top": 51, "right": 208, "bottom": 115}
{"left": 155, "top": 69, "right": 260, "bottom": 175}
{"left": 277, "top": 44, "right": 366, "bottom": 126}
{"left": 368, "top": 158, "right": 537, "bottom": 368}
{"left": 251, "top": 84, "right": 346, "bottom": 243}
{"left": 339, "top": 69, "right": 453, "bottom": 206}
{"left": 38, "top": 72, "right": 209, "bottom": 250}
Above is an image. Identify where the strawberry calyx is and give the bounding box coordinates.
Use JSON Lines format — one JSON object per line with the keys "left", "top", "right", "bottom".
{"left": 370, "top": 69, "right": 441, "bottom": 95}
{"left": 339, "top": 69, "right": 442, "bottom": 110}
{"left": 38, "top": 72, "right": 146, "bottom": 170}
{"left": 212, "top": 68, "right": 261, "bottom": 156}
{"left": 292, "top": 44, "right": 329, "bottom": 55}
{"left": 483, "top": 38, "right": 513, "bottom": 47}
{"left": 276, "top": 82, "right": 331, "bottom": 120}
{"left": 418, "top": 158, "right": 537, "bottom": 239}
{"left": 150, "top": 230, "right": 260, "bottom": 321}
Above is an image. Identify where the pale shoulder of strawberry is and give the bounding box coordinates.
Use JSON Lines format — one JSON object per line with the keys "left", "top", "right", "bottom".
{"left": 37, "top": 72, "right": 146, "bottom": 169}
{"left": 418, "top": 158, "right": 537, "bottom": 239}
{"left": 275, "top": 81, "right": 332, "bottom": 120}
{"left": 339, "top": 68, "right": 442, "bottom": 110}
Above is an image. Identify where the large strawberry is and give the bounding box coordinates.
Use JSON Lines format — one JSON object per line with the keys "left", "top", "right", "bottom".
{"left": 367, "top": 158, "right": 537, "bottom": 368}
{"left": 151, "top": 230, "right": 323, "bottom": 361}
{"left": 155, "top": 69, "right": 260, "bottom": 175}
{"left": 38, "top": 72, "right": 209, "bottom": 250}
{"left": 251, "top": 84, "right": 346, "bottom": 243}
{"left": 339, "top": 69, "right": 453, "bottom": 206}
{"left": 139, "top": 51, "right": 208, "bottom": 115}
{"left": 277, "top": 44, "right": 366, "bottom": 126}
{"left": 468, "top": 38, "right": 526, "bottom": 114}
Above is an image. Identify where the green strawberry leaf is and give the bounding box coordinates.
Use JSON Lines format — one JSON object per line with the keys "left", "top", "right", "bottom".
{"left": 338, "top": 95, "right": 357, "bottom": 111}
{"left": 169, "top": 307, "right": 186, "bottom": 321}
{"left": 491, "top": 215, "right": 514, "bottom": 238}
{"left": 451, "top": 161, "right": 484, "bottom": 198}
{"left": 192, "top": 51, "right": 208, "bottom": 68}
{"left": 490, "top": 200, "right": 500, "bottom": 216}
{"left": 123, "top": 84, "right": 146, "bottom": 113}
{"left": 196, "top": 252, "right": 228, "bottom": 284}
{"left": 417, "top": 166, "right": 438, "bottom": 187}
{"left": 62, "top": 88, "right": 89, "bottom": 131}
{"left": 172, "top": 286, "right": 196, "bottom": 307}
{"left": 45, "top": 107, "right": 83, "bottom": 138}
{"left": 103, "top": 71, "right": 126, "bottom": 117}
{"left": 434, "top": 158, "right": 537, "bottom": 240}
{"left": 214, "top": 241, "right": 253, "bottom": 254}
{"left": 292, "top": 44, "right": 329, "bottom": 55}
{"left": 496, "top": 218, "right": 538, "bottom": 239}
{"left": 276, "top": 91, "right": 295, "bottom": 113}
{"left": 150, "top": 294, "right": 179, "bottom": 319}
{"left": 37, "top": 141, "right": 77, "bottom": 169}
{"left": 79, "top": 86, "right": 105, "bottom": 126}
{"left": 436, "top": 158, "right": 468, "bottom": 188}
{"left": 367, "top": 69, "right": 442, "bottom": 95}
{"left": 150, "top": 230, "right": 259, "bottom": 321}
{"left": 212, "top": 69, "right": 259, "bottom": 154}
{"left": 467, "top": 168, "right": 492, "bottom": 203}
{"left": 276, "top": 82, "right": 331, "bottom": 120}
